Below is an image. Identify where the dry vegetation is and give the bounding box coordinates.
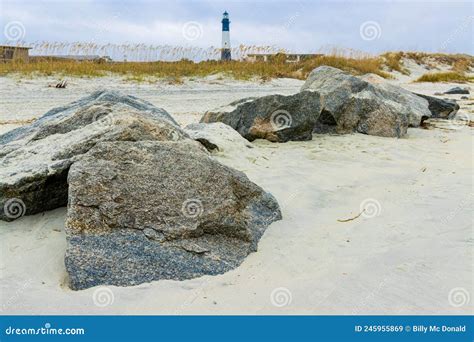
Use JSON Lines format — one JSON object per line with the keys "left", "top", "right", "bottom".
{"left": 415, "top": 71, "right": 472, "bottom": 83}
{"left": 407, "top": 52, "right": 474, "bottom": 84}
{"left": 0, "top": 44, "right": 472, "bottom": 83}
{"left": 403, "top": 52, "right": 474, "bottom": 69}
{"left": 0, "top": 54, "right": 389, "bottom": 81}
{"left": 380, "top": 52, "right": 410, "bottom": 75}
{"left": 381, "top": 51, "right": 474, "bottom": 83}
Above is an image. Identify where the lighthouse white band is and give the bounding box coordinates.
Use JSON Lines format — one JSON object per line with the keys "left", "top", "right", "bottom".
{"left": 222, "top": 31, "right": 230, "bottom": 49}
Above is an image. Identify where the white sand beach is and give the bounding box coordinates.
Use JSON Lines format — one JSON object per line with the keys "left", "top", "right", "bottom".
{"left": 0, "top": 70, "right": 472, "bottom": 315}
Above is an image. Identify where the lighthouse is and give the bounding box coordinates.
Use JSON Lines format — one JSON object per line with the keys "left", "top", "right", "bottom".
{"left": 221, "top": 11, "right": 231, "bottom": 61}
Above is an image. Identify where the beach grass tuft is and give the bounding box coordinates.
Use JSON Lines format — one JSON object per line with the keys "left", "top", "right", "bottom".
{"left": 415, "top": 71, "right": 472, "bottom": 83}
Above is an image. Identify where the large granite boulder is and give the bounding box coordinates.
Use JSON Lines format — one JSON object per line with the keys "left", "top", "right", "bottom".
{"left": 359, "top": 73, "right": 431, "bottom": 126}
{"left": 65, "top": 140, "right": 281, "bottom": 289}
{"left": 0, "top": 90, "right": 187, "bottom": 221}
{"left": 0, "top": 90, "right": 178, "bottom": 147}
{"left": 185, "top": 122, "right": 254, "bottom": 152}
{"left": 444, "top": 87, "right": 469, "bottom": 95}
{"left": 301, "top": 67, "right": 410, "bottom": 137}
{"left": 413, "top": 93, "right": 460, "bottom": 119}
{"left": 199, "top": 67, "right": 434, "bottom": 141}
{"left": 200, "top": 91, "right": 323, "bottom": 142}
{"left": 361, "top": 73, "right": 460, "bottom": 119}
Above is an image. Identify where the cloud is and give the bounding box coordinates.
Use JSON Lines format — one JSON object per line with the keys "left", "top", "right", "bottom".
{"left": 0, "top": 0, "right": 472, "bottom": 57}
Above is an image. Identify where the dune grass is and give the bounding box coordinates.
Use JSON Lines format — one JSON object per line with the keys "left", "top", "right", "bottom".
{"left": 0, "top": 51, "right": 472, "bottom": 82}
{"left": 300, "top": 55, "right": 389, "bottom": 78}
{"left": 380, "top": 52, "right": 410, "bottom": 75}
{"left": 415, "top": 71, "right": 472, "bottom": 83}
{"left": 403, "top": 52, "right": 474, "bottom": 68}
{"left": 379, "top": 52, "right": 473, "bottom": 83}
{"left": 0, "top": 54, "right": 389, "bottom": 81}
{"left": 451, "top": 59, "right": 472, "bottom": 73}
{"left": 381, "top": 51, "right": 473, "bottom": 75}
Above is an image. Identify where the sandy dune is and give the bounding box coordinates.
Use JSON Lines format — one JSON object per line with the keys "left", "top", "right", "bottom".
{"left": 0, "top": 74, "right": 472, "bottom": 315}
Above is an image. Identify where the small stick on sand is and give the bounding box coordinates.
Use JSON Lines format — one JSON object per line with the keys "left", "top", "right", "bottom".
{"left": 56, "top": 80, "right": 68, "bottom": 88}
{"left": 48, "top": 80, "right": 68, "bottom": 88}
{"left": 337, "top": 209, "right": 365, "bottom": 222}
{"left": 0, "top": 118, "right": 36, "bottom": 125}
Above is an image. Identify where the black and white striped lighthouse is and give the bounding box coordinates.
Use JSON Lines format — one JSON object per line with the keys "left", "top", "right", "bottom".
{"left": 221, "top": 11, "right": 231, "bottom": 61}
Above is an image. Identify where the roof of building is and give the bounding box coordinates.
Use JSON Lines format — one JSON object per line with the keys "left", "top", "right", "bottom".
{"left": 247, "top": 53, "right": 322, "bottom": 56}
{"left": 35, "top": 55, "right": 112, "bottom": 61}
{"left": 0, "top": 45, "right": 32, "bottom": 49}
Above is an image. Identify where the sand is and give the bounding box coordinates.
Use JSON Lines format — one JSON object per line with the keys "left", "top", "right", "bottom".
{"left": 0, "top": 75, "right": 302, "bottom": 135}
{"left": 0, "top": 71, "right": 472, "bottom": 315}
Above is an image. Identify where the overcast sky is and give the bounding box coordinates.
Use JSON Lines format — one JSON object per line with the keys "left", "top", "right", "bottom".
{"left": 0, "top": 0, "right": 472, "bottom": 56}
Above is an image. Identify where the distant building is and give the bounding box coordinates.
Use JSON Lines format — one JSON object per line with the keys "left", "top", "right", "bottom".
{"left": 0, "top": 45, "right": 32, "bottom": 62}
{"left": 221, "top": 11, "right": 231, "bottom": 61}
{"left": 245, "top": 53, "right": 323, "bottom": 63}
